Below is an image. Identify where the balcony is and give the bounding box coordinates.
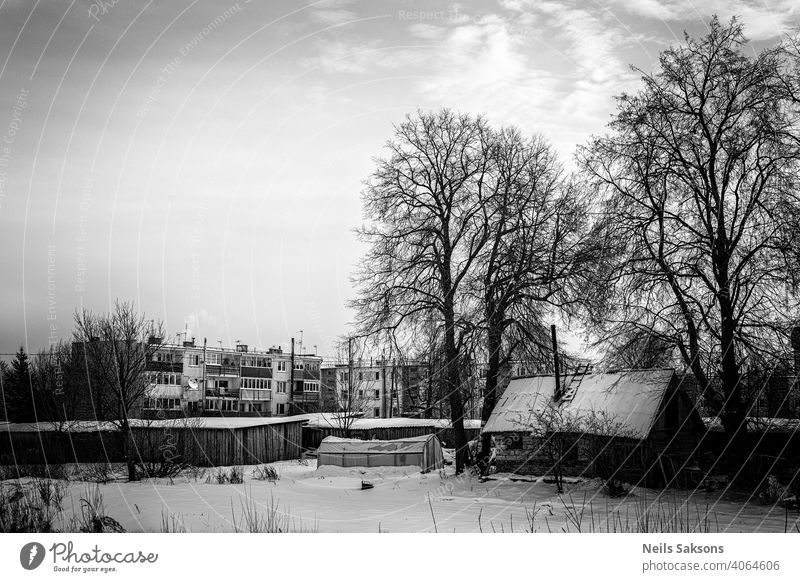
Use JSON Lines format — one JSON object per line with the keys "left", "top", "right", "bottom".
{"left": 240, "top": 389, "right": 271, "bottom": 401}
{"left": 205, "top": 364, "right": 239, "bottom": 376}
{"left": 205, "top": 388, "right": 240, "bottom": 398}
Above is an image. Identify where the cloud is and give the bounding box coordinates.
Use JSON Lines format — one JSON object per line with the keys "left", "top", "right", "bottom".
{"left": 601, "top": 0, "right": 800, "bottom": 40}
{"left": 299, "top": 40, "right": 405, "bottom": 74}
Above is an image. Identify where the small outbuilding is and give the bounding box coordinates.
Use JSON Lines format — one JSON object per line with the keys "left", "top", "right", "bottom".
{"left": 483, "top": 369, "right": 706, "bottom": 486}
{"left": 316, "top": 434, "right": 444, "bottom": 472}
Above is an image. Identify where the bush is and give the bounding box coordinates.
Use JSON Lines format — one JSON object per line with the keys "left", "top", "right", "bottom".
{"left": 252, "top": 465, "right": 279, "bottom": 482}
{"left": 72, "top": 485, "right": 126, "bottom": 533}
{"left": 77, "top": 464, "right": 115, "bottom": 484}
{"left": 0, "top": 478, "right": 67, "bottom": 533}
{"left": 208, "top": 466, "right": 244, "bottom": 484}
{"left": 136, "top": 459, "right": 190, "bottom": 480}
{"left": 229, "top": 466, "right": 244, "bottom": 484}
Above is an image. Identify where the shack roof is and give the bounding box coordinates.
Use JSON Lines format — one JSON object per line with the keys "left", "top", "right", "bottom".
{"left": 0, "top": 416, "right": 305, "bottom": 433}
{"left": 483, "top": 369, "right": 677, "bottom": 439}
{"left": 300, "top": 414, "right": 481, "bottom": 431}
{"left": 317, "top": 434, "right": 439, "bottom": 454}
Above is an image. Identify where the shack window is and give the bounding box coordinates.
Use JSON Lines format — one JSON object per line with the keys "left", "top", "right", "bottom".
{"left": 501, "top": 434, "right": 523, "bottom": 450}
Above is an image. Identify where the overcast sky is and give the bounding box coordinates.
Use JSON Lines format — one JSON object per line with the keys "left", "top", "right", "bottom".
{"left": 0, "top": 0, "right": 796, "bottom": 360}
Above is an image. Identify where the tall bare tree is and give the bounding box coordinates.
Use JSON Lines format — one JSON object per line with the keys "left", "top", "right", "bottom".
{"left": 579, "top": 18, "right": 800, "bottom": 453}
{"left": 326, "top": 336, "right": 378, "bottom": 437}
{"left": 352, "top": 109, "right": 498, "bottom": 473}
{"left": 73, "top": 301, "right": 165, "bottom": 481}
{"left": 31, "top": 341, "right": 88, "bottom": 428}
{"left": 471, "top": 129, "right": 588, "bottom": 471}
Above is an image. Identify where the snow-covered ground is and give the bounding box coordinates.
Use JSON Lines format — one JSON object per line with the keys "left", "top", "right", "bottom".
{"left": 4, "top": 459, "right": 798, "bottom": 533}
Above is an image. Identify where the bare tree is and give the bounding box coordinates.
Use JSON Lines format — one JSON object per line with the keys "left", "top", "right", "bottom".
{"left": 327, "top": 337, "right": 377, "bottom": 437}
{"left": 30, "top": 341, "right": 88, "bottom": 429}
{"left": 579, "top": 18, "right": 800, "bottom": 454}
{"left": 471, "top": 128, "right": 589, "bottom": 472}
{"left": 73, "top": 301, "right": 165, "bottom": 481}
{"left": 352, "top": 109, "right": 499, "bottom": 473}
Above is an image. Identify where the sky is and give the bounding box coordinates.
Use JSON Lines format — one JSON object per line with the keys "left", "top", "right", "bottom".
{"left": 0, "top": 0, "right": 797, "bottom": 361}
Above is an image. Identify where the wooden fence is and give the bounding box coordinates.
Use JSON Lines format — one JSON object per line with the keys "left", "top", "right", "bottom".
{"left": 0, "top": 429, "right": 124, "bottom": 465}
{"left": 129, "top": 421, "right": 304, "bottom": 466}
{"left": 2, "top": 421, "right": 305, "bottom": 467}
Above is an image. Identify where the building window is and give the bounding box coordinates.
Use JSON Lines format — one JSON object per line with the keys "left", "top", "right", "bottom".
{"left": 276, "top": 403, "right": 285, "bottom": 415}
{"left": 373, "top": 408, "right": 380, "bottom": 417}
{"left": 190, "top": 354, "right": 200, "bottom": 366}
{"left": 293, "top": 362, "right": 304, "bottom": 370}
{"left": 375, "top": 371, "right": 380, "bottom": 380}
{"left": 276, "top": 381, "right": 286, "bottom": 393}
{"left": 277, "top": 361, "right": 286, "bottom": 372}
{"left": 374, "top": 389, "right": 380, "bottom": 399}
{"left": 501, "top": 434, "right": 523, "bottom": 450}
{"left": 303, "top": 382, "right": 319, "bottom": 392}
{"left": 206, "top": 353, "right": 220, "bottom": 365}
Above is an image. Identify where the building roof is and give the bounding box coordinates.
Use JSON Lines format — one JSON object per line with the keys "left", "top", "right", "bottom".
{"left": 130, "top": 416, "right": 306, "bottom": 430}
{"left": 483, "top": 369, "right": 676, "bottom": 438}
{"left": 703, "top": 416, "right": 800, "bottom": 434}
{"left": 317, "top": 434, "right": 439, "bottom": 454}
{"left": 0, "top": 416, "right": 306, "bottom": 433}
{"left": 298, "top": 413, "right": 481, "bottom": 431}
{"left": 0, "top": 420, "right": 118, "bottom": 433}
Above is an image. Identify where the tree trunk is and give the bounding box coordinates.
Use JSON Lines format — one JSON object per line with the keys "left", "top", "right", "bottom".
{"left": 478, "top": 317, "right": 502, "bottom": 474}
{"left": 120, "top": 418, "right": 137, "bottom": 482}
{"left": 718, "top": 287, "right": 745, "bottom": 468}
{"left": 443, "top": 292, "right": 469, "bottom": 474}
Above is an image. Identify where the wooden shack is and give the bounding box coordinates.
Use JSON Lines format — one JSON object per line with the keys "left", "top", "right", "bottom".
{"left": 300, "top": 415, "right": 481, "bottom": 450}
{"left": 317, "top": 434, "right": 444, "bottom": 472}
{"left": 129, "top": 416, "right": 305, "bottom": 466}
{"left": 483, "top": 369, "right": 706, "bottom": 486}
{"left": 0, "top": 421, "right": 123, "bottom": 465}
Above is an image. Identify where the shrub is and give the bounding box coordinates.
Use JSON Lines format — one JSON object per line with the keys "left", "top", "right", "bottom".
{"left": 229, "top": 466, "right": 244, "bottom": 484}
{"left": 73, "top": 485, "right": 126, "bottom": 533}
{"left": 252, "top": 465, "right": 279, "bottom": 482}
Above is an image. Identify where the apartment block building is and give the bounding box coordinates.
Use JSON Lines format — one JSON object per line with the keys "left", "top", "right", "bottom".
{"left": 143, "top": 340, "right": 322, "bottom": 418}
{"left": 323, "top": 360, "right": 429, "bottom": 419}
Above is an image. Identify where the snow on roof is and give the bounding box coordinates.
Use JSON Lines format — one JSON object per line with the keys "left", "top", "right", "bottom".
{"left": 300, "top": 413, "right": 481, "bottom": 431}
{"left": 0, "top": 420, "right": 119, "bottom": 433}
{"left": 1, "top": 416, "right": 305, "bottom": 432}
{"left": 483, "top": 369, "right": 675, "bottom": 439}
{"left": 703, "top": 416, "right": 800, "bottom": 434}
{"left": 129, "top": 416, "right": 306, "bottom": 430}
{"left": 318, "top": 434, "right": 438, "bottom": 454}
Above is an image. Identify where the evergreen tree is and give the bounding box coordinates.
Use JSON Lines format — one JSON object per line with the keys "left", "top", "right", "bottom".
{"left": 6, "top": 346, "right": 36, "bottom": 422}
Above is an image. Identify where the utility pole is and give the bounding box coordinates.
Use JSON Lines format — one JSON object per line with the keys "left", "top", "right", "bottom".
{"left": 551, "top": 324, "right": 561, "bottom": 401}
{"left": 289, "top": 337, "right": 295, "bottom": 413}
{"left": 347, "top": 337, "right": 353, "bottom": 416}
{"left": 202, "top": 337, "right": 207, "bottom": 413}
{"left": 381, "top": 352, "right": 387, "bottom": 418}
{"left": 391, "top": 358, "right": 397, "bottom": 417}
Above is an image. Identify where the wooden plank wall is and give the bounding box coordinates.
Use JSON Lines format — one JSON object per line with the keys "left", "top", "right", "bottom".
{"left": 0, "top": 429, "right": 124, "bottom": 465}
{"left": 129, "top": 421, "right": 304, "bottom": 467}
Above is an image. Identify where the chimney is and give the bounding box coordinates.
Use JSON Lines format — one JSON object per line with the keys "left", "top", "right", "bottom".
{"left": 791, "top": 326, "right": 800, "bottom": 375}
